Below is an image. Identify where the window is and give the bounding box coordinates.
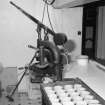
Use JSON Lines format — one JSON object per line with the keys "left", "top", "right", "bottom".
{"left": 95, "top": 6, "right": 105, "bottom": 65}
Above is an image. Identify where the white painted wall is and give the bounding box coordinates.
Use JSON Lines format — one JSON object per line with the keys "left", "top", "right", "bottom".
{"left": 0, "top": 0, "right": 83, "bottom": 67}
{"left": 52, "top": 7, "right": 83, "bottom": 59}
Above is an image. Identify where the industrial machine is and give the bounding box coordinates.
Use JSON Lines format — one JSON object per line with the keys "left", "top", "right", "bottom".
{"left": 5, "top": 1, "right": 105, "bottom": 105}
{"left": 6, "top": 1, "right": 70, "bottom": 101}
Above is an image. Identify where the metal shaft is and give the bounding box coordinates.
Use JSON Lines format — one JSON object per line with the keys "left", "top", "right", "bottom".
{"left": 10, "top": 1, "right": 56, "bottom": 36}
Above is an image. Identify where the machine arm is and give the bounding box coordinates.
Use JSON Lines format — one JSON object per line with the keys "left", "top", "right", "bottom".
{"left": 10, "top": 1, "right": 56, "bottom": 37}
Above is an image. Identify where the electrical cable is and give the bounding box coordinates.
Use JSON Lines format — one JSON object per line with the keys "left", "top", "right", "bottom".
{"left": 41, "top": 0, "right": 54, "bottom": 33}
{"left": 47, "top": 4, "right": 54, "bottom": 32}
{"left": 63, "top": 53, "right": 69, "bottom": 64}
{"left": 41, "top": 2, "right": 46, "bottom": 23}
{"left": 43, "top": 0, "right": 55, "bottom": 5}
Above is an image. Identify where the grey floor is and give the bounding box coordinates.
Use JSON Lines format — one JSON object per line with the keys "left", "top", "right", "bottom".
{"left": 0, "top": 90, "right": 42, "bottom": 105}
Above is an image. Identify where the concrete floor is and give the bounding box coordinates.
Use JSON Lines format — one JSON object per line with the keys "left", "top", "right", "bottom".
{"left": 63, "top": 60, "right": 105, "bottom": 100}
{"left": 0, "top": 91, "right": 42, "bottom": 105}
{"left": 0, "top": 82, "right": 42, "bottom": 105}
{"left": 0, "top": 60, "right": 105, "bottom": 105}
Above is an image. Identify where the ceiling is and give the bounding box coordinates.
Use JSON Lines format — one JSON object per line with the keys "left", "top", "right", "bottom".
{"left": 52, "top": 0, "right": 103, "bottom": 9}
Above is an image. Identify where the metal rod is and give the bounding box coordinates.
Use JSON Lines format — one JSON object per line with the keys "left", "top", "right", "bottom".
{"left": 10, "top": 1, "right": 56, "bottom": 36}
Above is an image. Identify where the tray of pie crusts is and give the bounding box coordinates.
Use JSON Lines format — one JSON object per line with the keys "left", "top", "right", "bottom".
{"left": 40, "top": 78, "right": 105, "bottom": 105}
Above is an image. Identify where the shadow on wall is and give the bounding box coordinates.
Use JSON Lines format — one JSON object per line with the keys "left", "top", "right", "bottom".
{"left": 0, "top": 66, "right": 18, "bottom": 89}
{"left": 0, "top": 62, "right": 4, "bottom": 74}
{"left": 63, "top": 39, "right": 76, "bottom": 53}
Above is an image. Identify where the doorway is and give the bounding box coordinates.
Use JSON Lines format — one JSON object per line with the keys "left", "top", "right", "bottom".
{"left": 82, "top": 5, "right": 97, "bottom": 59}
